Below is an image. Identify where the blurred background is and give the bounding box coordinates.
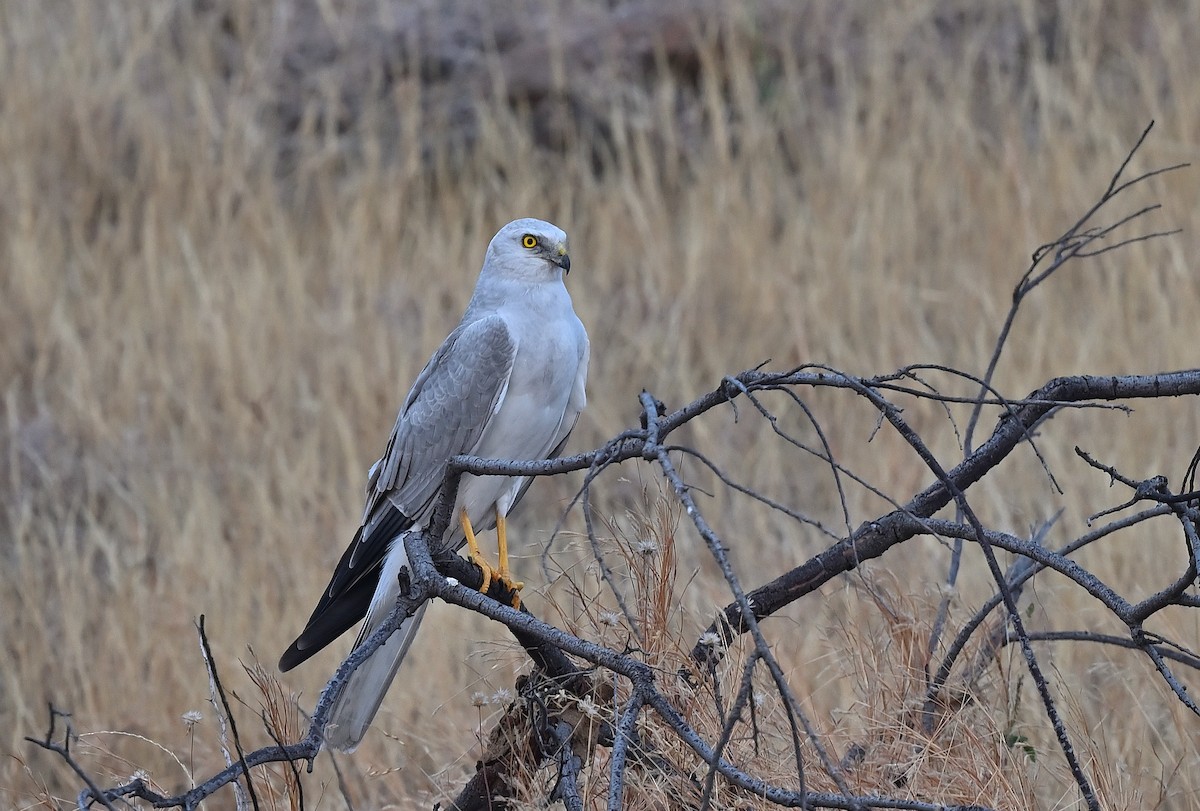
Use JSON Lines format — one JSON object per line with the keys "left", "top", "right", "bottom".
{"left": 2, "top": 1, "right": 1198, "bottom": 808}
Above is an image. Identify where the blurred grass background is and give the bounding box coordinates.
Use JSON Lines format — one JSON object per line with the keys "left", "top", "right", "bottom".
{"left": 2, "top": 1, "right": 1199, "bottom": 808}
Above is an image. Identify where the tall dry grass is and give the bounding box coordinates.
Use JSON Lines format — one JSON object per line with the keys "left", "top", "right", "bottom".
{"left": 2, "top": 1, "right": 1199, "bottom": 808}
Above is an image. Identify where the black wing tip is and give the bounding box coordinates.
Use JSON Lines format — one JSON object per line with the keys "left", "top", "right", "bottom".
{"left": 278, "top": 640, "right": 309, "bottom": 672}
{"left": 278, "top": 505, "right": 415, "bottom": 674}
{"left": 277, "top": 579, "right": 378, "bottom": 673}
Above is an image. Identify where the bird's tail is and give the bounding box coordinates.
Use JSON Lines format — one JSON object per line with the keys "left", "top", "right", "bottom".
{"left": 323, "top": 541, "right": 428, "bottom": 753}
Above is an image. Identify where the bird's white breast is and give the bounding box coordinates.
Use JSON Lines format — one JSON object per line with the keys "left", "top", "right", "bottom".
{"left": 454, "top": 281, "right": 587, "bottom": 534}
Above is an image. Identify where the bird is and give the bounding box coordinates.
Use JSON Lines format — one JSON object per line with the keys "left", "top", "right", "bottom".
{"left": 279, "top": 218, "right": 589, "bottom": 752}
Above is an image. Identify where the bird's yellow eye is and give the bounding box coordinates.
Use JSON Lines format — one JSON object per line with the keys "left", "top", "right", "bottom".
{"left": 522, "top": 235, "right": 538, "bottom": 249}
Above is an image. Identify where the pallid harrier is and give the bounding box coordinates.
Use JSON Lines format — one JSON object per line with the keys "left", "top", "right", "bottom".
{"left": 280, "top": 218, "right": 589, "bottom": 752}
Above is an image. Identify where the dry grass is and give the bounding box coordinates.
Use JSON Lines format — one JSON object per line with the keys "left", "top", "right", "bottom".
{"left": 3, "top": 1, "right": 1200, "bottom": 808}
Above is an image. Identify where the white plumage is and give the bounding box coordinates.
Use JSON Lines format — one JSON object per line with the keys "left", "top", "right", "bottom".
{"left": 280, "top": 218, "right": 589, "bottom": 751}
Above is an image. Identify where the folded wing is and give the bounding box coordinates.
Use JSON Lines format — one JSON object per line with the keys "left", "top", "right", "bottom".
{"left": 279, "top": 316, "right": 517, "bottom": 671}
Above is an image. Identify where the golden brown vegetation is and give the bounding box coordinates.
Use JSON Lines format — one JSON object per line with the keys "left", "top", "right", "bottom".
{"left": 3, "top": 1, "right": 1199, "bottom": 808}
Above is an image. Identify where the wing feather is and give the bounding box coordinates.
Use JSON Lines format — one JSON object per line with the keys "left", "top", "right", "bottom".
{"left": 378, "top": 317, "right": 516, "bottom": 515}
{"left": 279, "top": 316, "right": 517, "bottom": 671}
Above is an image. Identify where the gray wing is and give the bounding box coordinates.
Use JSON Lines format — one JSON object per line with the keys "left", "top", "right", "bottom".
{"left": 279, "top": 315, "right": 516, "bottom": 671}
{"left": 362, "top": 315, "right": 517, "bottom": 535}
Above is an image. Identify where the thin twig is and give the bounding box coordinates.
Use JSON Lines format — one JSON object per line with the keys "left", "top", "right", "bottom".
{"left": 197, "top": 616, "right": 260, "bottom": 811}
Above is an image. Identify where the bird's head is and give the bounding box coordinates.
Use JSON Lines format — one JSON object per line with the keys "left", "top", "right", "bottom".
{"left": 484, "top": 218, "right": 571, "bottom": 280}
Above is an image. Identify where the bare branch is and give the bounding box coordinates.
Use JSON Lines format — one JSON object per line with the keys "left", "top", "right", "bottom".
{"left": 197, "top": 615, "right": 260, "bottom": 811}
{"left": 24, "top": 706, "right": 118, "bottom": 811}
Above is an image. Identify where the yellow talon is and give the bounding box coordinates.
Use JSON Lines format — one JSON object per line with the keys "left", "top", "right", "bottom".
{"left": 459, "top": 508, "right": 524, "bottom": 608}
{"left": 495, "top": 512, "right": 524, "bottom": 609}
{"left": 460, "top": 508, "right": 495, "bottom": 594}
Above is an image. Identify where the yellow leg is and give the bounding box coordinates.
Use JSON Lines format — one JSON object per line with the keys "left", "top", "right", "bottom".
{"left": 460, "top": 508, "right": 494, "bottom": 594}
{"left": 459, "top": 507, "right": 524, "bottom": 608}
{"left": 494, "top": 510, "right": 524, "bottom": 609}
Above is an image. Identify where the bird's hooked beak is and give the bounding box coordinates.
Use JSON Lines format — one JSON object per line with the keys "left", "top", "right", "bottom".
{"left": 551, "top": 243, "right": 571, "bottom": 274}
